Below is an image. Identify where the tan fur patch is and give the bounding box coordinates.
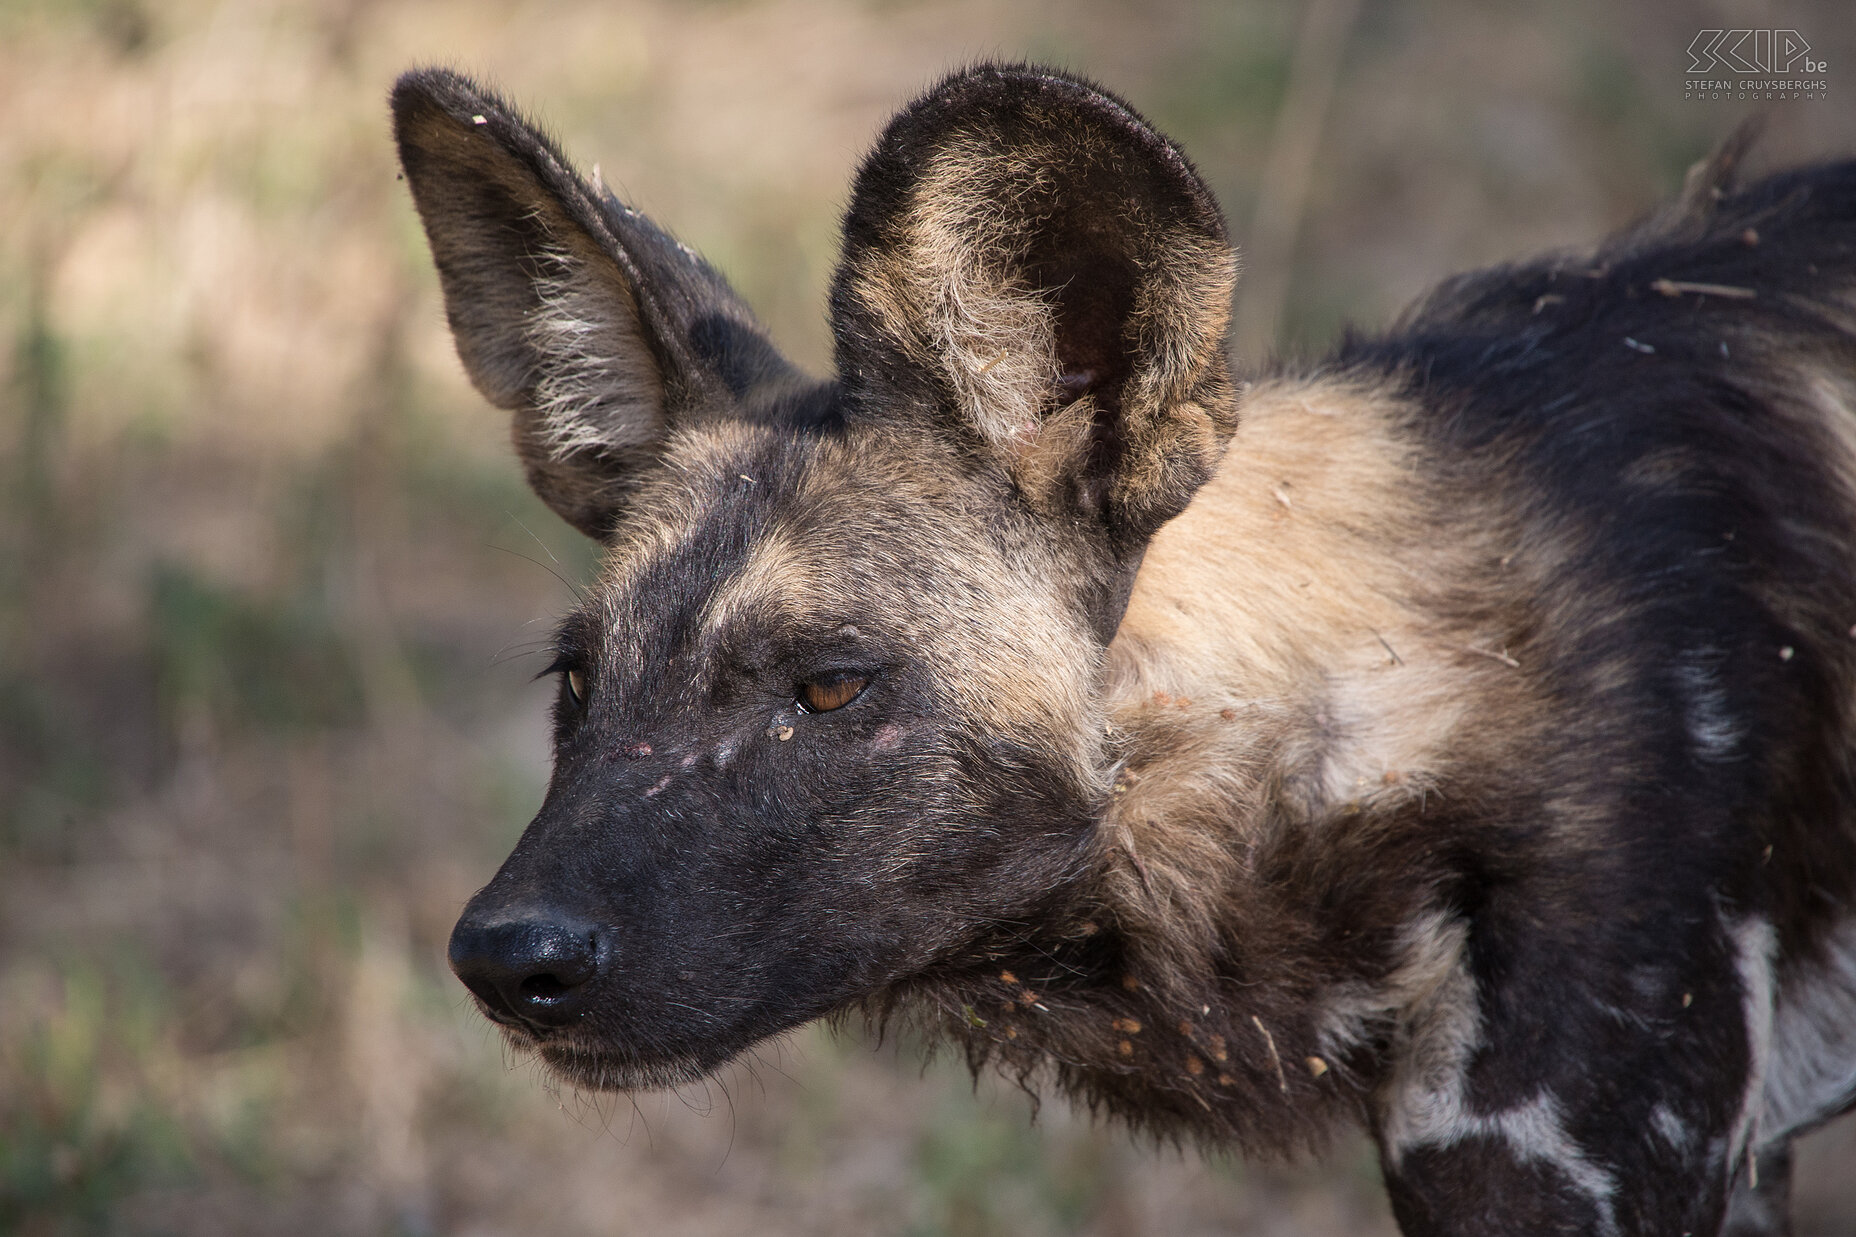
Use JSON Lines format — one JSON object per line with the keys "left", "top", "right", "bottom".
{"left": 694, "top": 522, "right": 819, "bottom": 646}
{"left": 850, "top": 137, "right": 1064, "bottom": 451}
{"left": 1090, "top": 374, "right": 1555, "bottom": 1003}
{"left": 1106, "top": 373, "right": 1541, "bottom": 829}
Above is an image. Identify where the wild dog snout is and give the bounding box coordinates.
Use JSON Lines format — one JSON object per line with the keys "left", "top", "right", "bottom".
{"left": 448, "top": 904, "right": 601, "bottom": 1031}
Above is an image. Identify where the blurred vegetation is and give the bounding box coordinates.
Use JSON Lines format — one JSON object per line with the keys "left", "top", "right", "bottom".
{"left": 1, "top": 0, "right": 1852, "bottom": 1233}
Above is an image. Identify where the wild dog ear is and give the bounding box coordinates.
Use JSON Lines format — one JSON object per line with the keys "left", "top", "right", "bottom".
{"left": 830, "top": 64, "right": 1239, "bottom": 548}
{"left": 392, "top": 68, "right": 800, "bottom": 540}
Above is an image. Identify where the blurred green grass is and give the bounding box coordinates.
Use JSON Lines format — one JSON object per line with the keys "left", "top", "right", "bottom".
{"left": 2, "top": 0, "right": 1853, "bottom": 1233}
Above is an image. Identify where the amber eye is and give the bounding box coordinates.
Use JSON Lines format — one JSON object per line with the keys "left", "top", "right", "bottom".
{"left": 565, "top": 669, "right": 587, "bottom": 707}
{"left": 798, "top": 673, "right": 868, "bottom": 713}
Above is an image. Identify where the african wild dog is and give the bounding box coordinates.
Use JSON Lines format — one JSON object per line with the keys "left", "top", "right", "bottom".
{"left": 392, "top": 63, "right": 1856, "bottom": 1236}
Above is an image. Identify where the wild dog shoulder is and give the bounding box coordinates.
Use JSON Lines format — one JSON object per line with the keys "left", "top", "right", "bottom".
{"left": 1107, "top": 373, "right": 1549, "bottom": 834}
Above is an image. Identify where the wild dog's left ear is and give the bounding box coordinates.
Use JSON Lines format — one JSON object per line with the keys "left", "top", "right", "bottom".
{"left": 831, "top": 65, "right": 1239, "bottom": 547}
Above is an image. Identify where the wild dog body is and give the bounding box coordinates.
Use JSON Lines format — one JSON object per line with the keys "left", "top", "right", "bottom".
{"left": 394, "top": 64, "right": 1856, "bottom": 1236}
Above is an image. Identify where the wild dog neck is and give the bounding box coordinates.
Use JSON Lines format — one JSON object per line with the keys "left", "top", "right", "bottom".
{"left": 916, "top": 376, "right": 1519, "bottom": 1149}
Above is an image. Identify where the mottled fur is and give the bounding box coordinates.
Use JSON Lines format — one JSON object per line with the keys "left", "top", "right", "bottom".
{"left": 394, "top": 64, "right": 1856, "bottom": 1237}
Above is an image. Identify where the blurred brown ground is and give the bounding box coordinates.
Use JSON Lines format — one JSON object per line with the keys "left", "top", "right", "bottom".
{"left": 2, "top": 1, "right": 1853, "bottom": 1234}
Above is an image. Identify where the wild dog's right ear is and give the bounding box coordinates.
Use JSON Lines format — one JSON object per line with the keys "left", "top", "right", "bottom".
{"left": 392, "top": 68, "right": 799, "bottom": 540}
{"left": 831, "top": 65, "right": 1239, "bottom": 551}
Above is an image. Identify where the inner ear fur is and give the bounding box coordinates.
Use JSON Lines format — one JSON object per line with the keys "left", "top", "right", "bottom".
{"left": 392, "top": 67, "right": 798, "bottom": 540}
{"left": 830, "top": 64, "right": 1240, "bottom": 545}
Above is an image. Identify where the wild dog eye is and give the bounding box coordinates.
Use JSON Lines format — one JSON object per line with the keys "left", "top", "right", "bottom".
{"left": 798, "top": 672, "right": 868, "bottom": 713}
{"left": 538, "top": 652, "right": 589, "bottom": 711}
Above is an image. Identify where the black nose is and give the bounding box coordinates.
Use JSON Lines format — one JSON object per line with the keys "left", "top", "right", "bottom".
{"left": 448, "top": 910, "right": 600, "bottom": 1030}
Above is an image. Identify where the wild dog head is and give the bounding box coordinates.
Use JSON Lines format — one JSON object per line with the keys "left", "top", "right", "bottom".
{"left": 392, "top": 64, "right": 1236, "bottom": 1090}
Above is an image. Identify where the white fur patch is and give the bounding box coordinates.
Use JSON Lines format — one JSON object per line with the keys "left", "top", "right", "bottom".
{"left": 1651, "top": 1103, "right": 1691, "bottom": 1150}
{"left": 1761, "top": 914, "right": 1856, "bottom": 1140}
{"left": 1727, "top": 916, "right": 1776, "bottom": 1173}
{"left": 1378, "top": 948, "right": 1619, "bottom": 1235}
{"left": 1488, "top": 1093, "right": 1620, "bottom": 1228}
{"left": 1674, "top": 650, "right": 1741, "bottom": 763}
{"left": 1316, "top": 911, "right": 1466, "bottom": 1064}
{"left": 527, "top": 247, "right": 665, "bottom": 459}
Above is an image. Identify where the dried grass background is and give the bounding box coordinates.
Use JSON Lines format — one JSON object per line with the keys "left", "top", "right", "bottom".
{"left": 2, "top": 1, "right": 1853, "bottom": 1234}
